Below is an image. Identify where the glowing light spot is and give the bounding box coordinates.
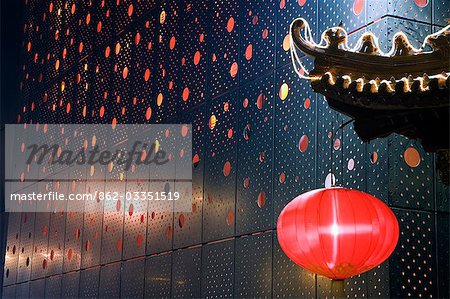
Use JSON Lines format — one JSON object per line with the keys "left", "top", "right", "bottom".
{"left": 157, "top": 93, "right": 163, "bottom": 106}
{"left": 299, "top": 135, "right": 309, "bottom": 153}
{"left": 105, "top": 46, "right": 110, "bottom": 58}
{"left": 280, "top": 0, "right": 286, "bottom": 9}
{"left": 230, "top": 62, "right": 238, "bottom": 78}
{"left": 55, "top": 60, "right": 60, "bottom": 70}
{"left": 97, "top": 21, "right": 102, "bottom": 32}
{"left": 144, "top": 69, "right": 150, "bottom": 81}
{"left": 66, "top": 103, "right": 71, "bottom": 113}
{"left": 181, "top": 125, "right": 189, "bottom": 137}
{"left": 223, "top": 161, "right": 231, "bottom": 177}
{"left": 86, "top": 13, "right": 91, "bottom": 25}
{"left": 209, "top": 115, "right": 217, "bottom": 129}
{"left": 67, "top": 249, "right": 73, "bottom": 260}
{"left": 404, "top": 147, "right": 421, "bottom": 168}
{"left": 227, "top": 17, "right": 235, "bottom": 32}
{"left": 245, "top": 44, "right": 253, "bottom": 60}
{"left": 122, "top": 67, "right": 128, "bottom": 79}
{"left": 262, "top": 29, "right": 268, "bottom": 39}
{"left": 298, "top": 0, "right": 307, "bottom": 6}
{"left": 282, "top": 34, "right": 291, "bottom": 51}
{"left": 279, "top": 83, "right": 289, "bottom": 100}
{"left": 169, "top": 36, "right": 176, "bottom": 50}
{"left": 353, "top": 0, "right": 364, "bottom": 16}
{"left": 145, "top": 107, "right": 152, "bottom": 120}
{"left": 160, "top": 11, "right": 166, "bottom": 24}
{"left": 182, "top": 87, "right": 190, "bottom": 102}
{"left": 111, "top": 117, "right": 117, "bottom": 129}
{"left": 99, "top": 106, "right": 105, "bottom": 118}
{"left": 193, "top": 51, "right": 201, "bottom": 65}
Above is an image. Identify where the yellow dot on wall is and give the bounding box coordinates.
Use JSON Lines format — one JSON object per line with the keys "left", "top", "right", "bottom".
{"left": 279, "top": 83, "right": 289, "bottom": 100}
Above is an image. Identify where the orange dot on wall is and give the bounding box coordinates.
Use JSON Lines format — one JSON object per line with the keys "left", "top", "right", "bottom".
{"left": 404, "top": 147, "right": 421, "bottom": 168}
{"left": 97, "top": 21, "right": 102, "bottom": 32}
{"left": 245, "top": 44, "right": 253, "bottom": 60}
{"left": 115, "top": 42, "right": 121, "bottom": 55}
{"left": 66, "top": 103, "right": 71, "bottom": 113}
{"left": 169, "top": 36, "right": 176, "bottom": 50}
{"left": 227, "top": 17, "right": 235, "bottom": 32}
{"left": 298, "top": 0, "right": 307, "bottom": 6}
{"left": 135, "top": 32, "right": 141, "bottom": 45}
{"left": 67, "top": 248, "right": 73, "bottom": 260}
{"left": 99, "top": 106, "right": 105, "bottom": 118}
{"left": 145, "top": 107, "right": 152, "bottom": 120}
{"left": 227, "top": 128, "right": 233, "bottom": 139}
{"left": 157, "top": 93, "right": 164, "bottom": 106}
{"left": 209, "top": 115, "right": 217, "bottom": 129}
{"left": 193, "top": 51, "right": 201, "bottom": 65}
{"left": 144, "top": 69, "right": 150, "bottom": 81}
{"left": 299, "top": 135, "right": 309, "bottom": 153}
{"left": 262, "top": 29, "right": 269, "bottom": 39}
{"left": 117, "top": 239, "right": 122, "bottom": 253}
{"left": 136, "top": 234, "right": 143, "bottom": 247}
{"left": 226, "top": 210, "right": 234, "bottom": 226}
{"left": 223, "top": 161, "right": 231, "bottom": 177}
{"left": 414, "top": 0, "right": 428, "bottom": 7}
{"left": 282, "top": 34, "right": 291, "bottom": 51}
{"left": 353, "top": 0, "right": 364, "bottom": 16}
{"left": 257, "top": 191, "right": 267, "bottom": 208}
{"left": 105, "top": 46, "right": 110, "bottom": 58}
{"left": 304, "top": 97, "right": 311, "bottom": 109}
{"left": 127, "top": 4, "right": 133, "bottom": 16}
{"left": 230, "top": 62, "right": 238, "bottom": 78}
{"left": 122, "top": 67, "right": 129, "bottom": 79}
{"left": 182, "top": 87, "right": 190, "bottom": 102}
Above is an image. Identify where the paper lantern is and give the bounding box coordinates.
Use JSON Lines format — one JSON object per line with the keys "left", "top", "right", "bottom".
{"left": 277, "top": 187, "right": 399, "bottom": 280}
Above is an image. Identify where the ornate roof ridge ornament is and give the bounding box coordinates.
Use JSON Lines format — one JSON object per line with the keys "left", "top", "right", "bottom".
{"left": 290, "top": 18, "right": 450, "bottom": 184}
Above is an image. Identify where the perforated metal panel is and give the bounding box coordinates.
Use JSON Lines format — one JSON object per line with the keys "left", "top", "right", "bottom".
{"left": 204, "top": 91, "right": 238, "bottom": 242}
{"left": 437, "top": 212, "right": 449, "bottom": 299}
{"left": 8, "top": 1, "right": 450, "bottom": 298}
{"left": 79, "top": 267, "right": 100, "bottom": 298}
{"left": 172, "top": 247, "right": 202, "bottom": 298}
{"left": 201, "top": 239, "right": 235, "bottom": 298}
{"left": 274, "top": 64, "right": 317, "bottom": 222}
{"left": 14, "top": 282, "right": 30, "bottom": 299}
{"left": 3, "top": 213, "right": 21, "bottom": 286}
{"left": 63, "top": 166, "right": 86, "bottom": 273}
{"left": 121, "top": 258, "right": 145, "bottom": 299}
{"left": 235, "top": 232, "right": 273, "bottom": 298}
{"left": 45, "top": 275, "right": 62, "bottom": 298}
{"left": 174, "top": 109, "right": 205, "bottom": 248}
{"left": 389, "top": 135, "right": 434, "bottom": 210}
{"left": 178, "top": 1, "right": 208, "bottom": 111}
{"left": 239, "top": 0, "right": 275, "bottom": 82}
{"left": 98, "top": 262, "right": 121, "bottom": 299}
{"left": 28, "top": 278, "right": 45, "bottom": 299}
{"left": 273, "top": 232, "right": 315, "bottom": 298}
{"left": 61, "top": 271, "right": 80, "bottom": 298}
{"left": 144, "top": 253, "right": 172, "bottom": 298}
{"left": 390, "top": 209, "right": 437, "bottom": 298}
{"left": 276, "top": 0, "right": 317, "bottom": 68}
{"left": 236, "top": 73, "right": 274, "bottom": 234}
{"left": 209, "top": 0, "right": 240, "bottom": 97}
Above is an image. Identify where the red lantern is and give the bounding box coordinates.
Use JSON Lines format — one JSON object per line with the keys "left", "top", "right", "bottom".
{"left": 277, "top": 187, "right": 399, "bottom": 280}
